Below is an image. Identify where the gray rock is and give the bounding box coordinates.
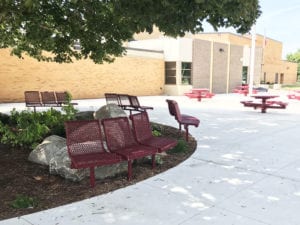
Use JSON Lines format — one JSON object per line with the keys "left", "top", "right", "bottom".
{"left": 29, "top": 134, "right": 127, "bottom": 182}
{"left": 95, "top": 161, "right": 127, "bottom": 179}
{"left": 49, "top": 147, "right": 88, "bottom": 182}
{"left": 93, "top": 104, "right": 127, "bottom": 120}
{"left": 75, "top": 111, "right": 94, "bottom": 120}
{"left": 28, "top": 135, "right": 66, "bottom": 166}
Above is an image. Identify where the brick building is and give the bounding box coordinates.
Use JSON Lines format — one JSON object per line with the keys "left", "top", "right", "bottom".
{"left": 0, "top": 30, "right": 297, "bottom": 102}
{"left": 0, "top": 48, "right": 164, "bottom": 103}
{"left": 131, "top": 30, "right": 297, "bottom": 95}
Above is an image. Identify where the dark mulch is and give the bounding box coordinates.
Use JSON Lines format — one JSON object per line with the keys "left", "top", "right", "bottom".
{"left": 0, "top": 123, "right": 196, "bottom": 221}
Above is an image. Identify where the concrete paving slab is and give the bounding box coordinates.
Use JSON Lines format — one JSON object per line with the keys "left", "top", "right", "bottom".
{"left": 1, "top": 92, "right": 300, "bottom": 225}
{"left": 217, "top": 176, "right": 300, "bottom": 225}
{"left": 143, "top": 160, "right": 266, "bottom": 205}
{"left": 179, "top": 206, "right": 270, "bottom": 225}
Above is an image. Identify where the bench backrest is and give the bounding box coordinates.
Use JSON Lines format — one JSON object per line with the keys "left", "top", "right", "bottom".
{"left": 118, "top": 94, "right": 131, "bottom": 108}
{"left": 102, "top": 117, "right": 137, "bottom": 151}
{"left": 166, "top": 99, "right": 182, "bottom": 121}
{"left": 104, "top": 93, "right": 120, "bottom": 106}
{"left": 40, "top": 91, "right": 57, "bottom": 105}
{"left": 129, "top": 95, "right": 140, "bottom": 108}
{"left": 65, "top": 120, "right": 106, "bottom": 156}
{"left": 55, "top": 91, "right": 68, "bottom": 105}
{"left": 24, "top": 91, "right": 42, "bottom": 105}
{"left": 130, "top": 111, "right": 152, "bottom": 142}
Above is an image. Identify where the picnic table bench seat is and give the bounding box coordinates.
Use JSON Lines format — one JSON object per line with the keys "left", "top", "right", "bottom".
{"left": 241, "top": 100, "right": 288, "bottom": 109}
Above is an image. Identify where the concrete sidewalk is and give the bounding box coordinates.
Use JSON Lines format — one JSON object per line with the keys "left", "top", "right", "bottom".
{"left": 1, "top": 93, "right": 300, "bottom": 225}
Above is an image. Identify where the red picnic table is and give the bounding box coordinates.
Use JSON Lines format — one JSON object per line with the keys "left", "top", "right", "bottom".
{"left": 184, "top": 88, "right": 214, "bottom": 101}
{"left": 240, "top": 94, "right": 288, "bottom": 113}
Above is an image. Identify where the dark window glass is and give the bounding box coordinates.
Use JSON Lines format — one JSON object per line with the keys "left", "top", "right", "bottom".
{"left": 181, "top": 62, "right": 192, "bottom": 85}
{"left": 165, "top": 62, "right": 176, "bottom": 84}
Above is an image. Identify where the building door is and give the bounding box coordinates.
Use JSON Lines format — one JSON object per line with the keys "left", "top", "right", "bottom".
{"left": 275, "top": 73, "right": 279, "bottom": 83}
{"left": 280, "top": 73, "right": 284, "bottom": 84}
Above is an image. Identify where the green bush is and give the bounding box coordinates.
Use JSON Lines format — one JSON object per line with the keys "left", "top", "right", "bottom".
{"left": 151, "top": 123, "right": 162, "bottom": 137}
{"left": 168, "top": 139, "right": 188, "bottom": 154}
{"left": 0, "top": 101, "right": 77, "bottom": 149}
{"left": 11, "top": 195, "right": 38, "bottom": 209}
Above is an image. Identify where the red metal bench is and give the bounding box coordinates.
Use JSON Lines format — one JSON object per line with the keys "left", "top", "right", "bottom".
{"left": 130, "top": 111, "right": 177, "bottom": 153}
{"left": 65, "top": 120, "right": 122, "bottom": 187}
{"left": 166, "top": 99, "right": 200, "bottom": 141}
{"left": 128, "top": 95, "right": 154, "bottom": 113}
{"left": 101, "top": 116, "right": 157, "bottom": 181}
{"left": 25, "top": 91, "right": 77, "bottom": 111}
{"left": 104, "top": 93, "right": 154, "bottom": 114}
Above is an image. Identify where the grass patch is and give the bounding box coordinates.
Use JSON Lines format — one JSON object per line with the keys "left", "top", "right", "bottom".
{"left": 11, "top": 195, "right": 38, "bottom": 209}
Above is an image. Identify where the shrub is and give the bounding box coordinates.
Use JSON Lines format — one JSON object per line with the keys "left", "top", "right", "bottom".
{"left": 11, "top": 195, "right": 38, "bottom": 209}
{"left": 168, "top": 139, "right": 188, "bottom": 154}
{"left": 0, "top": 101, "right": 77, "bottom": 149}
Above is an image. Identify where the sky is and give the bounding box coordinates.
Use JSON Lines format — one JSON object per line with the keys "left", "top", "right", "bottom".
{"left": 203, "top": 0, "right": 300, "bottom": 59}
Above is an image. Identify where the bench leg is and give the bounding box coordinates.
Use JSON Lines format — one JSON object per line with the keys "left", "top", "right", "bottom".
{"left": 90, "top": 167, "right": 95, "bottom": 188}
{"left": 152, "top": 154, "right": 156, "bottom": 169}
{"left": 184, "top": 125, "right": 189, "bottom": 142}
{"left": 127, "top": 160, "right": 133, "bottom": 181}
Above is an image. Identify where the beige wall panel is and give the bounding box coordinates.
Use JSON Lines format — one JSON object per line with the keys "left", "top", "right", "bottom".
{"left": 229, "top": 45, "right": 243, "bottom": 91}
{"left": 192, "top": 39, "right": 211, "bottom": 88}
{"left": 212, "top": 43, "right": 228, "bottom": 93}
{"left": 0, "top": 49, "right": 164, "bottom": 102}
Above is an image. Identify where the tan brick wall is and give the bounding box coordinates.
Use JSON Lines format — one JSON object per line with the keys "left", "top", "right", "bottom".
{"left": 212, "top": 42, "right": 228, "bottom": 93}
{"left": 193, "top": 33, "right": 297, "bottom": 84}
{"left": 0, "top": 49, "right": 164, "bottom": 103}
{"left": 192, "top": 39, "right": 211, "bottom": 88}
{"left": 229, "top": 45, "right": 244, "bottom": 91}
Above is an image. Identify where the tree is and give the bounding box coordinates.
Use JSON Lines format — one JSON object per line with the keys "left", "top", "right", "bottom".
{"left": 286, "top": 50, "right": 300, "bottom": 81}
{"left": 0, "top": 0, "right": 261, "bottom": 64}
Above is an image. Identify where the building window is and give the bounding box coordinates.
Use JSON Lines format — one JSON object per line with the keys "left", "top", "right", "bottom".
{"left": 181, "top": 62, "right": 192, "bottom": 85}
{"left": 242, "top": 66, "right": 248, "bottom": 84}
{"left": 165, "top": 62, "right": 176, "bottom": 84}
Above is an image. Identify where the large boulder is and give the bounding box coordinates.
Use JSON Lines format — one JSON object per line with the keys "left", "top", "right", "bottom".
{"left": 49, "top": 147, "right": 88, "bottom": 182}
{"left": 75, "top": 111, "right": 94, "bottom": 120}
{"left": 93, "top": 103, "right": 127, "bottom": 120}
{"left": 95, "top": 162, "right": 127, "bottom": 179}
{"left": 29, "top": 133, "right": 128, "bottom": 182}
{"left": 28, "top": 135, "right": 66, "bottom": 166}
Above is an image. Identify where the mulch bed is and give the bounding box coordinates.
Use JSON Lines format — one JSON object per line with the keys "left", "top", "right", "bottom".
{"left": 0, "top": 124, "right": 196, "bottom": 221}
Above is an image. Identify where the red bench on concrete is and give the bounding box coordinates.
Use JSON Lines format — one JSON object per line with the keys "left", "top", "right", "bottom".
{"left": 166, "top": 99, "right": 200, "bottom": 141}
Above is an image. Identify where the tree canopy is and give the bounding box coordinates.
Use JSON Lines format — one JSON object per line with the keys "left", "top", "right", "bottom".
{"left": 286, "top": 50, "right": 300, "bottom": 81}
{"left": 0, "top": 0, "right": 261, "bottom": 63}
